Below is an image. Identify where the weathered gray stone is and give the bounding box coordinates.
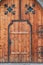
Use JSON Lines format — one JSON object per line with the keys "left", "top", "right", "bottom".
{"left": 37, "top": 0, "right": 43, "bottom": 7}
{"left": 0, "top": 63, "right": 43, "bottom": 65}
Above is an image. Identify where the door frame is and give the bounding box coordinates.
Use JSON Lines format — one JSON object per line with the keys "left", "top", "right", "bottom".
{"left": 8, "top": 20, "right": 32, "bottom": 63}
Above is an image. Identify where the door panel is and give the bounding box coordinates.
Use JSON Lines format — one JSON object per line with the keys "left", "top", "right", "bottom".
{"left": 21, "top": 0, "right": 43, "bottom": 62}
{"left": 0, "top": 0, "right": 19, "bottom": 62}
{"left": 8, "top": 20, "right": 32, "bottom": 62}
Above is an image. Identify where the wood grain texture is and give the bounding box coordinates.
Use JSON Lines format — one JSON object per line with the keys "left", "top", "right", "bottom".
{"left": 9, "top": 21, "right": 31, "bottom": 62}
{"left": 0, "top": 0, "right": 43, "bottom": 63}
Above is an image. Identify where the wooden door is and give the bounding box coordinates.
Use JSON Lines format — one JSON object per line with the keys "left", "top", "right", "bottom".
{"left": 8, "top": 20, "right": 32, "bottom": 62}
{"left": 0, "top": 0, "right": 43, "bottom": 63}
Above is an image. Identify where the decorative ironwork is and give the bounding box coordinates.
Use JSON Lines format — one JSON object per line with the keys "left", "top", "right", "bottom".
{"left": 12, "top": 11, "right": 16, "bottom": 15}
{"left": 25, "top": 4, "right": 35, "bottom": 14}
{"left": 7, "top": 7, "right": 13, "bottom": 12}
{"left": 4, "top": 4, "right": 16, "bottom": 15}
{"left": 4, "top": 4, "right": 8, "bottom": 8}
{"left": 4, "top": 11, "right": 8, "bottom": 15}
{"left": 37, "top": 25, "right": 43, "bottom": 38}
{"left": 12, "top": 4, "right": 15, "bottom": 8}
{"left": 36, "top": 46, "right": 43, "bottom": 59}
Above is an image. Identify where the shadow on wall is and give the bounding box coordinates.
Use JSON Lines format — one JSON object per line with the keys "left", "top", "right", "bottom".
{"left": 37, "top": 0, "right": 43, "bottom": 7}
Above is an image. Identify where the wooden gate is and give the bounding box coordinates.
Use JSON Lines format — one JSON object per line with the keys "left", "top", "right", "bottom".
{"left": 8, "top": 20, "right": 32, "bottom": 62}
